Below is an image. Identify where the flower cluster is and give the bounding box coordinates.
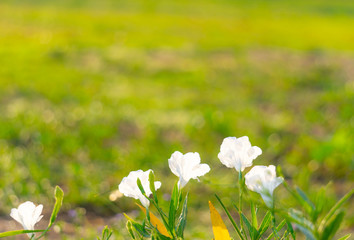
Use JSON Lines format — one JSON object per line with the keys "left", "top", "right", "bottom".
{"left": 7, "top": 135, "right": 283, "bottom": 239}
{"left": 218, "top": 136, "right": 283, "bottom": 206}
{"left": 119, "top": 135, "right": 282, "bottom": 209}
{"left": 119, "top": 151, "right": 211, "bottom": 207}
{"left": 4, "top": 135, "right": 352, "bottom": 240}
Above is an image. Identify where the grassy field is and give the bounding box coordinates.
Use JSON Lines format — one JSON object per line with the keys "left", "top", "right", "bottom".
{"left": 0, "top": 0, "right": 353, "bottom": 238}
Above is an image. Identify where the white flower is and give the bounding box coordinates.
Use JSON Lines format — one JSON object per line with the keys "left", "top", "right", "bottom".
{"left": 118, "top": 169, "right": 161, "bottom": 208}
{"left": 168, "top": 151, "right": 210, "bottom": 188}
{"left": 245, "top": 165, "right": 283, "bottom": 207}
{"left": 10, "top": 201, "right": 43, "bottom": 238}
{"left": 218, "top": 136, "right": 262, "bottom": 172}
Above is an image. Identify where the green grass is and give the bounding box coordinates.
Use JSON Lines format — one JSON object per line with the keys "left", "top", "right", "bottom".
{"left": 0, "top": 0, "right": 353, "bottom": 238}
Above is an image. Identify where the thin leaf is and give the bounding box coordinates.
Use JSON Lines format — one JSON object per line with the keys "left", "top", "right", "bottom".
{"left": 320, "top": 211, "right": 345, "bottom": 240}
{"left": 337, "top": 233, "right": 351, "bottom": 240}
{"left": 288, "top": 208, "right": 315, "bottom": 240}
{"left": 36, "top": 186, "right": 64, "bottom": 239}
{"left": 258, "top": 211, "right": 272, "bottom": 237}
{"left": 148, "top": 200, "right": 174, "bottom": 239}
{"left": 288, "top": 208, "right": 314, "bottom": 232}
{"left": 296, "top": 187, "right": 315, "bottom": 212}
{"left": 241, "top": 213, "right": 257, "bottom": 239}
{"left": 123, "top": 213, "right": 150, "bottom": 238}
{"left": 149, "top": 171, "right": 158, "bottom": 203}
{"left": 136, "top": 203, "right": 172, "bottom": 238}
{"left": 0, "top": 230, "right": 44, "bottom": 238}
{"left": 98, "top": 226, "right": 113, "bottom": 240}
{"left": 265, "top": 219, "right": 286, "bottom": 240}
{"left": 296, "top": 224, "right": 316, "bottom": 240}
{"left": 168, "top": 183, "right": 178, "bottom": 230}
{"left": 209, "top": 201, "right": 231, "bottom": 240}
{"left": 319, "top": 189, "right": 354, "bottom": 231}
{"left": 176, "top": 193, "right": 188, "bottom": 238}
{"left": 49, "top": 186, "right": 64, "bottom": 228}
{"left": 215, "top": 194, "right": 244, "bottom": 240}
{"left": 286, "top": 219, "right": 296, "bottom": 239}
{"left": 251, "top": 203, "right": 258, "bottom": 229}
{"left": 126, "top": 221, "right": 136, "bottom": 240}
{"left": 137, "top": 178, "right": 146, "bottom": 195}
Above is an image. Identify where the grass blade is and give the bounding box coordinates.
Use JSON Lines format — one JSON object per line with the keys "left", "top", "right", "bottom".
{"left": 258, "top": 211, "right": 272, "bottom": 237}
{"left": 215, "top": 194, "right": 244, "bottom": 240}
{"left": 320, "top": 211, "right": 345, "bottom": 240}
{"left": 337, "top": 233, "right": 351, "bottom": 240}
{"left": 319, "top": 189, "right": 354, "bottom": 231}
{"left": 176, "top": 193, "right": 188, "bottom": 238}
{"left": 0, "top": 230, "right": 44, "bottom": 238}
{"left": 265, "top": 219, "right": 286, "bottom": 240}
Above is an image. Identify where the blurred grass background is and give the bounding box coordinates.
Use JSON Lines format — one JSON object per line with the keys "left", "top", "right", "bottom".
{"left": 0, "top": 0, "right": 353, "bottom": 239}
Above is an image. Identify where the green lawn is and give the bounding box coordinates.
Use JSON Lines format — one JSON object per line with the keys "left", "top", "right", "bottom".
{"left": 0, "top": 0, "right": 353, "bottom": 238}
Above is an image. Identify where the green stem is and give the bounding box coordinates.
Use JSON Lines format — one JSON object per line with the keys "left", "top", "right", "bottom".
{"left": 238, "top": 171, "right": 248, "bottom": 240}
{"left": 271, "top": 199, "right": 279, "bottom": 240}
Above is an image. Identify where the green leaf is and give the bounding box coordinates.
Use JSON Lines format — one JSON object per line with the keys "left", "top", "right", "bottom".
{"left": 48, "top": 186, "right": 64, "bottom": 228}
{"left": 286, "top": 219, "right": 296, "bottom": 239}
{"left": 136, "top": 203, "right": 172, "bottom": 238}
{"left": 241, "top": 213, "right": 257, "bottom": 239}
{"left": 36, "top": 186, "right": 64, "bottom": 239}
{"left": 176, "top": 193, "right": 188, "bottom": 238}
{"left": 288, "top": 209, "right": 315, "bottom": 240}
{"left": 251, "top": 202, "right": 258, "bottom": 229}
{"left": 137, "top": 178, "right": 146, "bottom": 195}
{"left": 296, "top": 224, "right": 316, "bottom": 240}
{"left": 126, "top": 221, "right": 136, "bottom": 240}
{"left": 0, "top": 230, "right": 44, "bottom": 238}
{"left": 337, "top": 233, "right": 351, "bottom": 240}
{"left": 124, "top": 214, "right": 150, "bottom": 238}
{"left": 319, "top": 189, "right": 354, "bottom": 232}
{"left": 265, "top": 219, "right": 286, "bottom": 240}
{"left": 97, "top": 226, "right": 113, "bottom": 240}
{"left": 296, "top": 187, "right": 315, "bottom": 215}
{"left": 320, "top": 211, "right": 345, "bottom": 240}
{"left": 257, "top": 211, "right": 272, "bottom": 238}
{"left": 168, "top": 183, "right": 178, "bottom": 230}
{"left": 288, "top": 208, "right": 314, "bottom": 231}
{"left": 148, "top": 199, "right": 173, "bottom": 238}
{"left": 313, "top": 187, "right": 326, "bottom": 221}
{"left": 149, "top": 171, "right": 158, "bottom": 203}
{"left": 215, "top": 194, "right": 244, "bottom": 240}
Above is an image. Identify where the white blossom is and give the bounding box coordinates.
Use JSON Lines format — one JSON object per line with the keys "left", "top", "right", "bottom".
{"left": 118, "top": 169, "right": 161, "bottom": 208}
{"left": 245, "top": 165, "right": 283, "bottom": 207}
{"left": 168, "top": 151, "right": 210, "bottom": 188}
{"left": 10, "top": 201, "right": 43, "bottom": 238}
{"left": 218, "top": 136, "right": 262, "bottom": 172}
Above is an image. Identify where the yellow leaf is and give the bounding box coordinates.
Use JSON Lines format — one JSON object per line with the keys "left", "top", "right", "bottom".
{"left": 136, "top": 203, "right": 172, "bottom": 238}
{"left": 209, "top": 201, "right": 231, "bottom": 240}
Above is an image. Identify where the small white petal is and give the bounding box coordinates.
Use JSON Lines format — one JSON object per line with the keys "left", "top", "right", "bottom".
{"left": 33, "top": 204, "right": 43, "bottom": 223}
{"left": 191, "top": 164, "right": 211, "bottom": 179}
{"left": 10, "top": 208, "right": 21, "bottom": 223}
